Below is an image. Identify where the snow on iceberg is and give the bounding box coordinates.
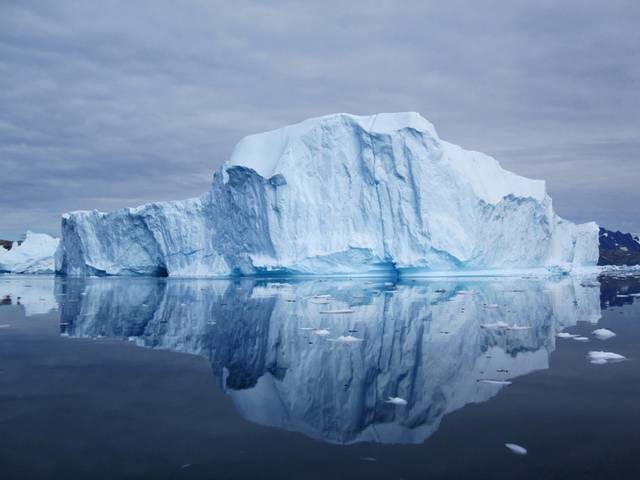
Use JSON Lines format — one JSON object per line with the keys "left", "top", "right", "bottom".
{"left": 56, "top": 112, "right": 599, "bottom": 277}
{"left": 0, "top": 231, "right": 59, "bottom": 274}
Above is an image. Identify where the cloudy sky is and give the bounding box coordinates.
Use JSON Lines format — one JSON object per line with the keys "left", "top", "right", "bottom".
{"left": 1, "top": 0, "right": 638, "bottom": 239}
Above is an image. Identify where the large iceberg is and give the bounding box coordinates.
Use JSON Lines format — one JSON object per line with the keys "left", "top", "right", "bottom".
{"left": 56, "top": 112, "right": 599, "bottom": 277}
{"left": 0, "top": 231, "right": 59, "bottom": 274}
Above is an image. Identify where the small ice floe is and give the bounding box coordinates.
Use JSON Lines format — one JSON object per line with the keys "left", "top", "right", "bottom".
{"left": 0, "top": 324, "right": 10, "bottom": 328}
{"left": 480, "top": 321, "right": 510, "bottom": 330}
{"left": 485, "top": 304, "right": 499, "bottom": 308}
{"left": 505, "top": 443, "right": 527, "bottom": 455}
{"left": 319, "top": 309, "right": 355, "bottom": 314}
{"left": 478, "top": 379, "right": 512, "bottom": 385}
{"left": 329, "top": 335, "right": 363, "bottom": 343}
{"left": 630, "top": 293, "right": 640, "bottom": 297}
{"left": 507, "top": 325, "right": 531, "bottom": 331}
{"left": 384, "top": 396, "right": 408, "bottom": 406}
{"left": 180, "top": 463, "right": 192, "bottom": 469}
{"left": 616, "top": 294, "right": 630, "bottom": 298}
{"left": 298, "top": 327, "right": 315, "bottom": 330}
{"left": 384, "top": 282, "right": 394, "bottom": 287}
{"left": 592, "top": 328, "right": 616, "bottom": 340}
{"left": 313, "top": 329, "right": 331, "bottom": 336}
{"left": 557, "top": 332, "right": 579, "bottom": 339}
{"left": 573, "top": 336, "right": 589, "bottom": 342}
{"left": 588, "top": 351, "right": 627, "bottom": 364}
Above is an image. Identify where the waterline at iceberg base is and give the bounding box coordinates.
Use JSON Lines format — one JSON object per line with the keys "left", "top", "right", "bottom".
{"left": 55, "top": 112, "right": 599, "bottom": 277}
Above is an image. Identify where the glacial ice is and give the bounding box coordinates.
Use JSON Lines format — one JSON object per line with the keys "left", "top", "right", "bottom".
{"left": 0, "top": 231, "right": 59, "bottom": 274}
{"left": 505, "top": 443, "right": 528, "bottom": 455}
{"left": 56, "top": 112, "right": 599, "bottom": 277}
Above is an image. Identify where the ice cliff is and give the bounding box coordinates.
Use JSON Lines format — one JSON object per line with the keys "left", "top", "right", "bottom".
{"left": 56, "top": 112, "right": 599, "bottom": 276}
{"left": 0, "top": 231, "right": 58, "bottom": 274}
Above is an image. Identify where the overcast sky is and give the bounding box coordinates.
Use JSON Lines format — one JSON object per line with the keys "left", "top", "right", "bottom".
{"left": 1, "top": 0, "right": 638, "bottom": 239}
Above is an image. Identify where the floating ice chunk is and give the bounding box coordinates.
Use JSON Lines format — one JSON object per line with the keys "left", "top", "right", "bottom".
{"left": 298, "top": 327, "right": 315, "bottom": 330}
{"left": 319, "top": 309, "right": 355, "bottom": 314}
{"left": 507, "top": 325, "right": 531, "bottom": 331}
{"left": 0, "top": 324, "right": 10, "bottom": 328}
{"left": 485, "top": 304, "right": 499, "bottom": 308}
{"left": 573, "top": 336, "right": 589, "bottom": 342}
{"left": 478, "top": 379, "right": 512, "bottom": 385}
{"left": 630, "top": 293, "right": 640, "bottom": 297}
{"left": 592, "top": 328, "right": 616, "bottom": 340}
{"left": 616, "top": 294, "right": 630, "bottom": 298}
{"left": 480, "top": 321, "right": 510, "bottom": 330}
{"left": 588, "top": 351, "right": 626, "bottom": 364}
{"left": 330, "top": 335, "right": 363, "bottom": 343}
{"left": 505, "top": 443, "right": 527, "bottom": 455}
{"left": 557, "top": 332, "right": 578, "bottom": 339}
{"left": 385, "top": 396, "right": 408, "bottom": 406}
{"left": 313, "top": 329, "right": 331, "bottom": 336}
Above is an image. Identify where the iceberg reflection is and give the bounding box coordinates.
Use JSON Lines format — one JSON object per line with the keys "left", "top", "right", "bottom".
{"left": 56, "top": 276, "right": 601, "bottom": 444}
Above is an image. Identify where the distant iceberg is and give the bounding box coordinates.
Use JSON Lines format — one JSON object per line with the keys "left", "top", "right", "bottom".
{"left": 56, "top": 112, "right": 599, "bottom": 277}
{"left": 0, "top": 231, "right": 58, "bottom": 274}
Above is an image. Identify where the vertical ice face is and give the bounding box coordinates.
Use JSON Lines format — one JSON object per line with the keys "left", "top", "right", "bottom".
{"left": 56, "top": 112, "right": 599, "bottom": 277}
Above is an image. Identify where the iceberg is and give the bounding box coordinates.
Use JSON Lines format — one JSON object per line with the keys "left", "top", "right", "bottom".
{"left": 0, "top": 231, "right": 59, "bottom": 274}
{"left": 56, "top": 112, "right": 599, "bottom": 277}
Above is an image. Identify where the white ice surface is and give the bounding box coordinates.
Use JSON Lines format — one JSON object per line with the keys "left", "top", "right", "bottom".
{"left": 592, "top": 328, "right": 616, "bottom": 340}
{"left": 588, "top": 351, "right": 626, "bottom": 364}
{"left": 57, "top": 112, "right": 599, "bottom": 277}
{"left": 0, "top": 231, "right": 59, "bottom": 274}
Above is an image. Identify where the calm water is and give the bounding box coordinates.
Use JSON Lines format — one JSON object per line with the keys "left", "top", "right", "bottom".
{"left": 1, "top": 274, "right": 639, "bottom": 479}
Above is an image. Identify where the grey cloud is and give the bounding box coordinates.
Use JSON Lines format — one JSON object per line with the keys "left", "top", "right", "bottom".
{"left": 0, "top": 0, "right": 638, "bottom": 238}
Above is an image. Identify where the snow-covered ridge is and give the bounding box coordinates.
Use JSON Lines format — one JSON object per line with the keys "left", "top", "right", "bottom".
{"left": 0, "top": 231, "right": 58, "bottom": 274}
{"left": 57, "top": 112, "right": 599, "bottom": 277}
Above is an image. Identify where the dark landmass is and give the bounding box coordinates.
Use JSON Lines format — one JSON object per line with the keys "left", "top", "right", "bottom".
{"left": 598, "top": 227, "right": 640, "bottom": 266}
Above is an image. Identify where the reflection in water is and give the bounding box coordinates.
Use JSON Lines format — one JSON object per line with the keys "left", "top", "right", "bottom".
{"left": 0, "top": 275, "right": 58, "bottom": 316}
{"left": 43, "top": 275, "right": 602, "bottom": 444}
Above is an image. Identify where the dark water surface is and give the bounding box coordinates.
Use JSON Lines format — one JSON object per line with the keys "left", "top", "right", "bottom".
{"left": 1, "top": 274, "right": 639, "bottom": 479}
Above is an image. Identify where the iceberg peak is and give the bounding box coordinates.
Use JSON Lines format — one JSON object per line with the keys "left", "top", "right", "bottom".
{"left": 227, "top": 112, "right": 438, "bottom": 179}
